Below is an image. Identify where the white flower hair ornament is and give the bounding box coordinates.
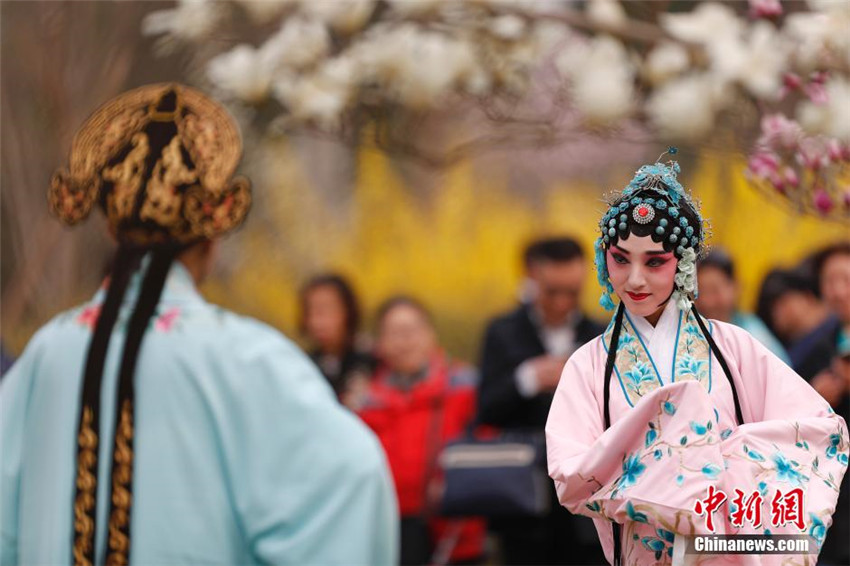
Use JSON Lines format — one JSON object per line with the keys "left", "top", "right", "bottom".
{"left": 595, "top": 148, "right": 708, "bottom": 314}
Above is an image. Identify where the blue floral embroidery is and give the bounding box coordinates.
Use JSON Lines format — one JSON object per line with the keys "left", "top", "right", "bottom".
{"left": 619, "top": 453, "right": 647, "bottom": 489}
{"left": 676, "top": 355, "right": 706, "bottom": 379}
{"left": 657, "top": 528, "right": 675, "bottom": 544}
{"left": 826, "top": 434, "right": 841, "bottom": 459}
{"left": 689, "top": 421, "right": 708, "bottom": 436}
{"left": 626, "top": 501, "right": 648, "bottom": 523}
{"left": 624, "top": 362, "right": 656, "bottom": 389}
{"left": 645, "top": 429, "right": 658, "bottom": 447}
{"left": 675, "top": 474, "right": 684, "bottom": 486}
{"left": 702, "top": 463, "right": 722, "bottom": 479}
{"left": 663, "top": 401, "right": 677, "bottom": 415}
{"left": 808, "top": 513, "right": 826, "bottom": 547}
{"left": 773, "top": 453, "right": 808, "bottom": 486}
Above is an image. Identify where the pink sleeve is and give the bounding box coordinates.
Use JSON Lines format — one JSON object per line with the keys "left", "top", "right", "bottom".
{"left": 716, "top": 325, "right": 848, "bottom": 547}
{"left": 546, "top": 343, "right": 728, "bottom": 536}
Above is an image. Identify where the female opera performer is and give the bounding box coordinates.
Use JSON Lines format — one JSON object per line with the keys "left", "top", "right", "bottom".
{"left": 545, "top": 152, "right": 848, "bottom": 565}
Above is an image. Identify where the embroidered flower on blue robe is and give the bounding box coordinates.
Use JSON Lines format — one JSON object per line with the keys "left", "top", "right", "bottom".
{"left": 619, "top": 453, "right": 647, "bottom": 489}
{"left": 773, "top": 452, "right": 808, "bottom": 486}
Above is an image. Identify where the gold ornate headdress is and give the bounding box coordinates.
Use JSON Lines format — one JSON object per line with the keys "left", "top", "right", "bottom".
{"left": 49, "top": 83, "right": 250, "bottom": 245}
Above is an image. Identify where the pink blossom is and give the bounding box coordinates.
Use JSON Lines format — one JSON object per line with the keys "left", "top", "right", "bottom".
{"left": 759, "top": 114, "right": 802, "bottom": 151}
{"left": 804, "top": 82, "right": 829, "bottom": 105}
{"left": 813, "top": 189, "right": 834, "bottom": 215}
{"left": 796, "top": 138, "right": 829, "bottom": 170}
{"left": 783, "top": 167, "right": 800, "bottom": 188}
{"left": 76, "top": 305, "right": 101, "bottom": 329}
{"left": 748, "top": 151, "right": 780, "bottom": 178}
{"left": 827, "top": 139, "right": 843, "bottom": 162}
{"left": 155, "top": 307, "right": 181, "bottom": 332}
{"left": 749, "top": 0, "right": 782, "bottom": 19}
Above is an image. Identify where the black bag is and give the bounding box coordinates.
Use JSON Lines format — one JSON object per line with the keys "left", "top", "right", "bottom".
{"left": 438, "top": 428, "right": 551, "bottom": 518}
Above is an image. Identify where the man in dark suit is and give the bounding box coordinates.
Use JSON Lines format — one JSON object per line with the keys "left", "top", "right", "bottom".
{"left": 478, "top": 237, "right": 606, "bottom": 565}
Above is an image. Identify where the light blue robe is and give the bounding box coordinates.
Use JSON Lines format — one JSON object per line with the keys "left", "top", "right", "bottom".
{"left": 1, "top": 261, "right": 398, "bottom": 565}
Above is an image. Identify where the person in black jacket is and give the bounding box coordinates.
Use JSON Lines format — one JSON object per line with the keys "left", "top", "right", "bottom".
{"left": 477, "top": 237, "right": 606, "bottom": 565}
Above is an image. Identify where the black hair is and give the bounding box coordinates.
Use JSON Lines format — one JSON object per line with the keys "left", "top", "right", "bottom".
{"left": 811, "top": 241, "right": 850, "bottom": 296}
{"left": 698, "top": 248, "right": 735, "bottom": 281}
{"left": 601, "top": 187, "right": 703, "bottom": 259}
{"left": 523, "top": 236, "right": 584, "bottom": 268}
{"left": 299, "top": 273, "right": 362, "bottom": 343}
{"left": 375, "top": 295, "right": 433, "bottom": 330}
{"left": 755, "top": 267, "right": 819, "bottom": 337}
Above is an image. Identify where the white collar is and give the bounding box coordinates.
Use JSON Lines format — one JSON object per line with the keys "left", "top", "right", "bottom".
{"left": 627, "top": 299, "right": 679, "bottom": 343}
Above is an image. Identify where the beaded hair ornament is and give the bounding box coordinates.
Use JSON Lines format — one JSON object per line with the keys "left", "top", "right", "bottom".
{"left": 594, "top": 148, "right": 708, "bottom": 312}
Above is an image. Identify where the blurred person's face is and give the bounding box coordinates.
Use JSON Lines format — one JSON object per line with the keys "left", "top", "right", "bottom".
{"left": 529, "top": 259, "right": 586, "bottom": 326}
{"left": 820, "top": 253, "right": 850, "bottom": 324}
{"left": 696, "top": 266, "right": 737, "bottom": 322}
{"left": 377, "top": 304, "right": 437, "bottom": 375}
{"left": 771, "top": 291, "right": 816, "bottom": 342}
{"left": 606, "top": 235, "right": 677, "bottom": 320}
{"left": 304, "top": 285, "right": 348, "bottom": 351}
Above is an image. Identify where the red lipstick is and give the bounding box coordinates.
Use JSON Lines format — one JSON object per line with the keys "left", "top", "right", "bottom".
{"left": 627, "top": 292, "right": 650, "bottom": 301}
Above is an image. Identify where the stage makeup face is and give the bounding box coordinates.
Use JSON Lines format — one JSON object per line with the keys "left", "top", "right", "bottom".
{"left": 606, "top": 233, "right": 677, "bottom": 324}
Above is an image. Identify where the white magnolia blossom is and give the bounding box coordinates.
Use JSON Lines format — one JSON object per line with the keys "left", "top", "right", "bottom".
{"left": 262, "top": 16, "right": 331, "bottom": 71}
{"left": 587, "top": 0, "right": 627, "bottom": 29}
{"left": 301, "top": 0, "right": 375, "bottom": 34}
{"left": 142, "top": 0, "right": 222, "bottom": 41}
{"left": 207, "top": 45, "right": 275, "bottom": 103}
{"left": 797, "top": 78, "right": 850, "bottom": 142}
{"left": 707, "top": 21, "right": 789, "bottom": 99}
{"left": 489, "top": 14, "right": 527, "bottom": 40}
{"left": 644, "top": 42, "right": 690, "bottom": 85}
{"left": 206, "top": 17, "right": 330, "bottom": 102}
{"left": 646, "top": 73, "right": 729, "bottom": 140}
{"left": 784, "top": 1, "right": 850, "bottom": 71}
{"left": 273, "top": 70, "right": 351, "bottom": 129}
{"left": 557, "top": 36, "right": 635, "bottom": 124}
{"left": 661, "top": 2, "right": 743, "bottom": 45}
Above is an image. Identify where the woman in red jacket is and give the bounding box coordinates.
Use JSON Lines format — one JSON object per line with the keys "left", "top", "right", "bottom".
{"left": 357, "top": 296, "right": 486, "bottom": 565}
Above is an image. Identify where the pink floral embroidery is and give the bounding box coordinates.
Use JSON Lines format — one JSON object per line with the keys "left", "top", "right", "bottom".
{"left": 155, "top": 307, "right": 181, "bottom": 332}
{"left": 76, "top": 305, "right": 102, "bottom": 329}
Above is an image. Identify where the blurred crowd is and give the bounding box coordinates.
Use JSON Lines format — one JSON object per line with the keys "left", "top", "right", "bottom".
{"left": 290, "top": 237, "right": 850, "bottom": 566}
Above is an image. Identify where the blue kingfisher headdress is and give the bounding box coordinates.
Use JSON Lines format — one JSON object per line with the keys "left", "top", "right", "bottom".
{"left": 594, "top": 148, "right": 707, "bottom": 312}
